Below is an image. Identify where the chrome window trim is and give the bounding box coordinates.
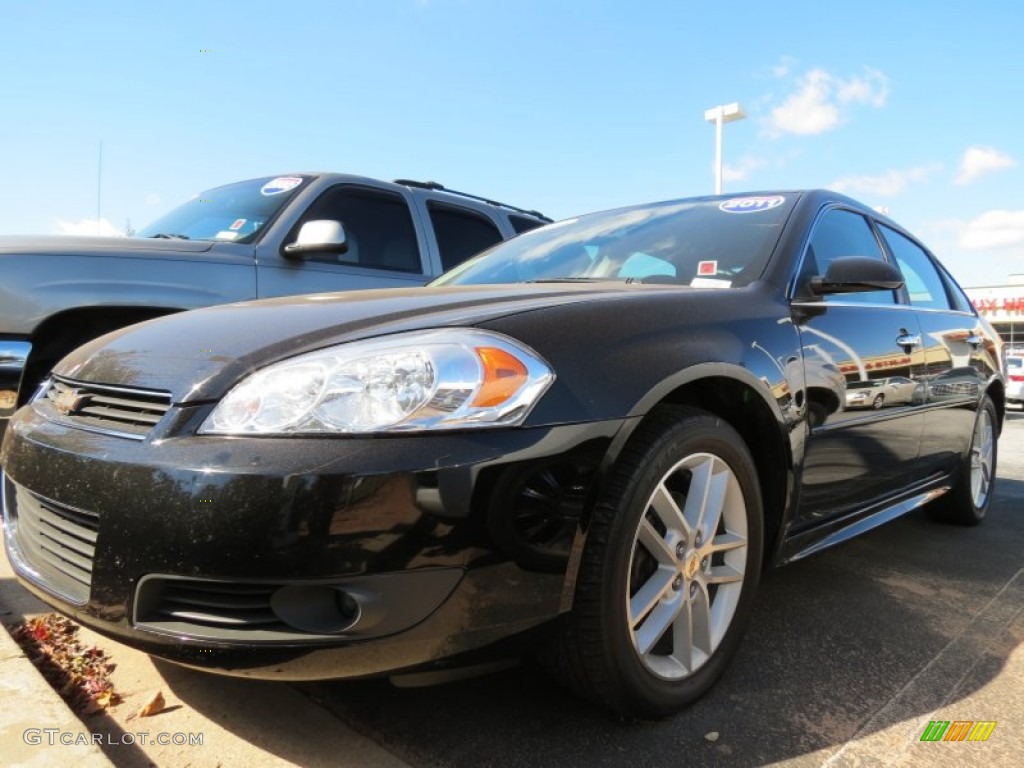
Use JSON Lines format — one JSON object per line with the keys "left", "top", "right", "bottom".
{"left": 787, "top": 204, "right": 901, "bottom": 304}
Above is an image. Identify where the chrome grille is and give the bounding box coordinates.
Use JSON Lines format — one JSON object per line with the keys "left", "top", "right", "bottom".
{"left": 6, "top": 480, "right": 98, "bottom": 605}
{"left": 42, "top": 377, "right": 172, "bottom": 438}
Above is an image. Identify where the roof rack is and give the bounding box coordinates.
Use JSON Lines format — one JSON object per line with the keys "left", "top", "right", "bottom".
{"left": 393, "top": 179, "right": 551, "bottom": 222}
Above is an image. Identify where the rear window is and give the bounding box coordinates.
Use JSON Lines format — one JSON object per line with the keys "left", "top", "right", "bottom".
{"left": 509, "top": 215, "right": 546, "bottom": 235}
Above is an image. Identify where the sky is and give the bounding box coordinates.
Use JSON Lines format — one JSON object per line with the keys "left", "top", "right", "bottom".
{"left": 2, "top": 0, "right": 1023, "bottom": 287}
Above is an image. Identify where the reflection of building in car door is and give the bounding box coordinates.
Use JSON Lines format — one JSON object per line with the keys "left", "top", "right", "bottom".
{"left": 793, "top": 207, "right": 927, "bottom": 523}
{"left": 877, "top": 222, "right": 997, "bottom": 479}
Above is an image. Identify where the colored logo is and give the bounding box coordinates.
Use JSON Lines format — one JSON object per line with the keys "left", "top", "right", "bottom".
{"left": 719, "top": 195, "right": 785, "bottom": 214}
{"left": 919, "top": 720, "right": 996, "bottom": 742}
{"left": 260, "top": 176, "right": 303, "bottom": 196}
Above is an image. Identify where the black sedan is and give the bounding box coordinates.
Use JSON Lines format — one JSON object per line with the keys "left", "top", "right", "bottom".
{"left": 0, "top": 190, "right": 1005, "bottom": 718}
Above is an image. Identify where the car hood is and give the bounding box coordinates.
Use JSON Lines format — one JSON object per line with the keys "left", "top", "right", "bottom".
{"left": 0, "top": 235, "right": 216, "bottom": 257}
{"left": 54, "top": 283, "right": 667, "bottom": 402}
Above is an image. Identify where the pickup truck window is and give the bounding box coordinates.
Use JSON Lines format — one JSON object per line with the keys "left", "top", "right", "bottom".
{"left": 427, "top": 203, "right": 503, "bottom": 271}
{"left": 296, "top": 186, "right": 422, "bottom": 272}
{"left": 137, "top": 176, "right": 308, "bottom": 243}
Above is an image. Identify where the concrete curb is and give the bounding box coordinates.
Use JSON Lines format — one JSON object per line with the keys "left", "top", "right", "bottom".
{"left": 0, "top": 615, "right": 115, "bottom": 768}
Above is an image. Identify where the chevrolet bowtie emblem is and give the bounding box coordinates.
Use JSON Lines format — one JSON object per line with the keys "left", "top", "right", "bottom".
{"left": 53, "top": 388, "right": 86, "bottom": 416}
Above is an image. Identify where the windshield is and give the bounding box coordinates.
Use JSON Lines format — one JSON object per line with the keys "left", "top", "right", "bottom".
{"left": 137, "top": 175, "right": 310, "bottom": 243}
{"left": 433, "top": 194, "right": 796, "bottom": 288}
{"left": 848, "top": 381, "right": 882, "bottom": 389}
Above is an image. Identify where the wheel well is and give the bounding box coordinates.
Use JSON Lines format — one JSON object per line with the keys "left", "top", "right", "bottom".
{"left": 20, "top": 306, "right": 179, "bottom": 403}
{"left": 987, "top": 380, "right": 1006, "bottom": 434}
{"left": 638, "top": 376, "right": 790, "bottom": 564}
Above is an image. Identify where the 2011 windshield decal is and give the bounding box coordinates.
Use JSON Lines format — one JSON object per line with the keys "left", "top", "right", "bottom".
{"left": 719, "top": 196, "right": 785, "bottom": 213}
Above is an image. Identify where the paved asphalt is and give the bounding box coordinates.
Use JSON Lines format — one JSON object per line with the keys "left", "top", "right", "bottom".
{"left": 3, "top": 410, "right": 1022, "bottom": 767}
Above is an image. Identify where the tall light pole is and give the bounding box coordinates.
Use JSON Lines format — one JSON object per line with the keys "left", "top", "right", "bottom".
{"left": 704, "top": 102, "right": 746, "bottom": 195}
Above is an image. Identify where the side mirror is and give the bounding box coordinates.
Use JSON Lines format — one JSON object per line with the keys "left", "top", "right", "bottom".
{"left": 283, "top": 220, "right": 348, "bottom": 257}
{"left": 809, "top": 256, "right": 905, "bottom": 296}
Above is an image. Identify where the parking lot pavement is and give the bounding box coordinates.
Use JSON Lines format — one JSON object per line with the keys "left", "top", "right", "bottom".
{"left": 2, "top": 410, "right": 1022, "bottom": 767}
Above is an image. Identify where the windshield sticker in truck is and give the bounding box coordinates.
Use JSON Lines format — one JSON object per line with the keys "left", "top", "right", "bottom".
{"left": 214, "top": 231, "right": 240, "bottom": 240}
{"left": 229, "top": 218, "right": 246, "bottom": 231}
{"left": 697, "top": 260, "right": 718, "bottom": 276}
{"left": 719, "top": 195, "right": 785, "bottom": 213}
{"left": 260, "top": 177, "right": 303, "bottom": 196}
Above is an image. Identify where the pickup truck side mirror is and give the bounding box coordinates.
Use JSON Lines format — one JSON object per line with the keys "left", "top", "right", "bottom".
{"left": 809, "top": 256, "right": 905, "bottom": 296}
{"left": 283, "top": 220, "right": 349, "bottom": 258}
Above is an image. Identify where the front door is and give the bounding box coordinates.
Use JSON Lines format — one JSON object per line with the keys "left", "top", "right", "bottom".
{"left": 791, "top": 207, "right": 930, "bottom": 527}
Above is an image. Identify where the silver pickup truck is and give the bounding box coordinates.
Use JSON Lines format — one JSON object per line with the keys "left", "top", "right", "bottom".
{"left": 0, "top": 173, "right": 549, "bottom": 440}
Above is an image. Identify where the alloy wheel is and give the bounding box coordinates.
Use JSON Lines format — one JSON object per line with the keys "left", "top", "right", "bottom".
{"left": 625, "top": 452, "right": 748, "bottom": 680}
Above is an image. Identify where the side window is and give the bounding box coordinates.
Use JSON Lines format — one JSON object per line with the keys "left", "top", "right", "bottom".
{"left": 942, "top": 270, "right": 975, "bottom": 313}
{"left": 428, "top": 204, "right": 504, "bottom": 271}
{"left": 295, "top": 186, "right": 421, "bottom": 272}
{"left": 800, "top": 209, "right": 895, "bottom": 304}
{"left": 509, "top": 215, "right": 545, "bottom": 235}
{"left": 879, "top": 225, "right": 951, "bottom": 310}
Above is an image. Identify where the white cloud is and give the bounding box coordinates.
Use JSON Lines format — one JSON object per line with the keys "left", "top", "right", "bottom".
{"left": 955, "top": 146, "right": 1015, "bottom": 185}
{"left": 722, "top": 156, "right": 767, "bottom": 184}
{"left": 770, "top": 55, "right": 798, "bottom": 79}
{"left": 958, "top": 209, "right": 1024, "bottom": 250}
{"left": 53, "top": 217, "right": 124, "bottom": 237}
{"left": 766, "top": 69, "right": 838, "bottom": 136}
{"left": 764, "top": 66, "right": 889, "bottom": 137}
{"left": 831, "top": 164, "right": 939, "bottom": 198}
{"left": 836, "top": 67, "right": 889, "bottom": 107}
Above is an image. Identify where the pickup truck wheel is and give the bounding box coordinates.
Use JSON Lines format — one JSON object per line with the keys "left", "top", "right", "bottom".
{"left": 542, "top": 406, "right": 763, "bottom": 718}
{"left": 928, "top": 396, "right": 997, "bottom": 526}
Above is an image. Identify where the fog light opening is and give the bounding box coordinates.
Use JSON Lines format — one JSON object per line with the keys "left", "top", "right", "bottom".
{"left": 270, "top": 585, "right": 365, "bottom": 634}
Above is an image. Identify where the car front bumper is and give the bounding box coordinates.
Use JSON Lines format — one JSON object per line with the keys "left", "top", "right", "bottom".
{"left": 1, "top": 403, "right": 626, "bottom": 680}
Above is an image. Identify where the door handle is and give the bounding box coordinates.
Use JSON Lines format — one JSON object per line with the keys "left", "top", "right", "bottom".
{"left": 965, "top": 334, "right": 983, "bottom": 347}
{"left": 895, "top": 333, "right": 921, "bottom": 348}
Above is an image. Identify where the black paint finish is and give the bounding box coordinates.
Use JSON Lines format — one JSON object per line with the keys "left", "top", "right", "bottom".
{"left": 0, "top": 189, "right": 1005, "bottom": 681}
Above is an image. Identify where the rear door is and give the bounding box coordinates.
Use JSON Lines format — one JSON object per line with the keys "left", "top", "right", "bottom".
{"left": 877, "top": 223, "right": 1001, "bottom": 479}
{"left": 792, "top": 207, "right": 929, "bottom": 525}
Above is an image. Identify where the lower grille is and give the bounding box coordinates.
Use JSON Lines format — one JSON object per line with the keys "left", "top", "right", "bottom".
{"left": 5, "top": 480, "right": 98, "bottom": 605}
{"left": 143, "top": 580, "right": 283, "bottom": 628}
{"left": 134, "top": 577, "right": 323, "bottom": 642}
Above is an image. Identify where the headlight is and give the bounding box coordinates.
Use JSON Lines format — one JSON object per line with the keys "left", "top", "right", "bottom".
{"left": 199, "top": 329, "right": 554, "bottom": 435}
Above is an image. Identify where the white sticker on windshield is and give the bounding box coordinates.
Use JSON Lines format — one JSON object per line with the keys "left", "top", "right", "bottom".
{"left": 260, "top": 176, "right": 303, "bottom": 196}
{"left": 719, "top": 195, "right": 785, "bottom": 213}
{"left": 690, "top": 277, "right": 732, "bottom": 289}
{"left": 214, "top": 231, "right": 239, "bottom": 240}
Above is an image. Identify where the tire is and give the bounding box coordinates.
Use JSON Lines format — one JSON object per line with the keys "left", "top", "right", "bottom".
{"left": 872, "top": 393, "right": 885, "bottom": 409}
{"left": 928, "top": 396, "right": 998, "bottom": 526}
{"left": 542, "top": 406, "right": 763, "bottom": 718}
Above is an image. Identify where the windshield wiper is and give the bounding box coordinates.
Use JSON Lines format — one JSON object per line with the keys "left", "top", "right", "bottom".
{"left": 525, "top": 276, "right": 683, "bottom": 285}
{"left": 525, "top": 277, "right": 625, "bottom": 283}
{"left": 149, "top": 233, "right": 191, "bottom": 240}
